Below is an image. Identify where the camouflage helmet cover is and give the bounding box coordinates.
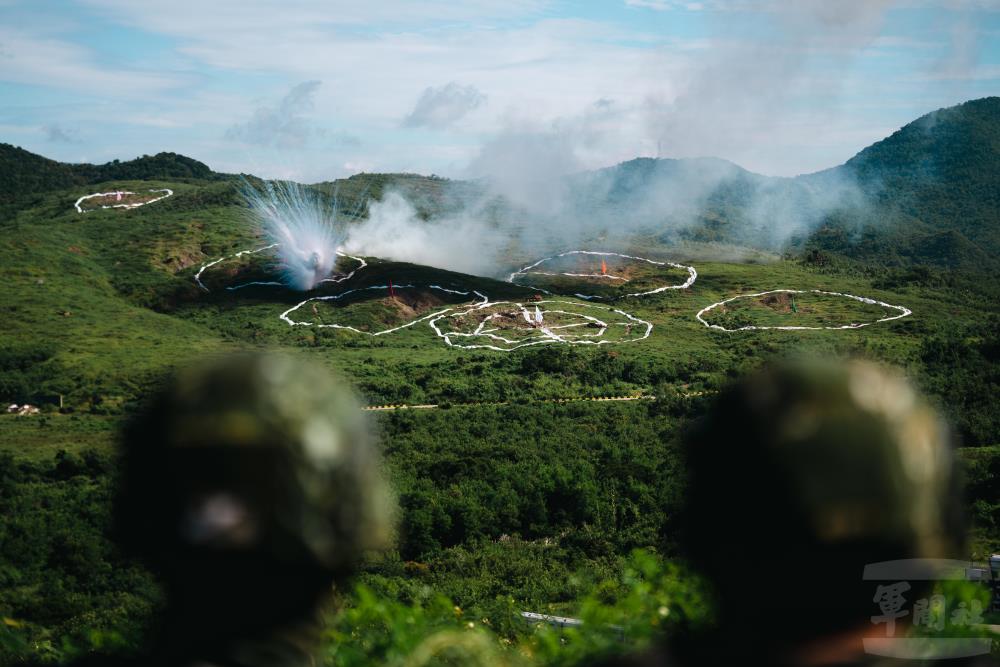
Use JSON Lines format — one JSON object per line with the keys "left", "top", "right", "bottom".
{"left": 688, "top": 358, "right": 961, "bottom": 558}
{"left": 117, "top": 352, "right": 394, "bottom": 574}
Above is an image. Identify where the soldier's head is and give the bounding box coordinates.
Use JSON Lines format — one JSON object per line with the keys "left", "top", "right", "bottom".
{"left": 116, "top": 352, "right": 394, "bottom": 634}
{"left": 683, "top": 358, "right": 964, "bottom": 643}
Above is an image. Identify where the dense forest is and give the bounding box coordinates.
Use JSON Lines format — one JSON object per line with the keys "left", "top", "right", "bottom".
{"left": 0, "top": 147, "right": 222, "bottom": 199}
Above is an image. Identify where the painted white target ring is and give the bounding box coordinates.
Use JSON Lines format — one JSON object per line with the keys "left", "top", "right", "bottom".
{"left": 74, "top": 188, "right": 173, "bottom": 213}
{"left": 695, "top": 289, "right": 912, "bottom": 331}
{"left": 280, "top": 284, "right": 489, "bottom": 336}
{"left": 194, "top": 245, "right": 658, "bottom": 350}
{"left": 430, "top": 299, "right": 653, "bottom": 351}
{"left": 508, "top": 250, "right": 697, "bottom": 300}
{"left": 193, "top": 244, "right": 366, "bottom": 292}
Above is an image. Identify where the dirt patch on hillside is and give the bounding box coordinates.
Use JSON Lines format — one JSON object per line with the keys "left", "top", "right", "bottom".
{"left": 453, "top": 308, "right": 516, "bottom": 330}
{"left": 162, "top": 247, "right": 203, "bottom": 272}
{"left": 555, "top": 256, "right": 635, "bottom": 280}
{"left": 381, "top": 291, "right": 448, "bottom": 319}
{"left": 759, "top": 291, "right": 795, "bottom": 313}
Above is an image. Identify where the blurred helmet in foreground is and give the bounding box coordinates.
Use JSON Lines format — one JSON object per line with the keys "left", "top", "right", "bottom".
{"left": 683, "top": 358, "right": 963, "bottom": 639}
{"left": 117, "top": 352, "right": 393, "bottom": 577}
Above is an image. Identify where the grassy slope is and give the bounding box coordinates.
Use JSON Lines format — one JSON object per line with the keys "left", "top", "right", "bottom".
{"left": 1, "top": 181, "right": 227, "bottom": 411}
{"left": 0, "top": 176, "right": 991, "bottom": 412}
{"left": 1, "top": 176, "right": 998, "bottom": 663}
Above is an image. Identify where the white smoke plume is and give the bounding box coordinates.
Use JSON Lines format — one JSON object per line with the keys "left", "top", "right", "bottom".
{"left": 340, "top": 1, "right": 896, "bottom": 276}
{"left": 241, "top": 179, "right": 347, "bottom": 290}
{"left": 343, "top": 191, "right": 507, "bottom": 276}
{"left": 641, "top": 1, "right": 894, "bottom": 172}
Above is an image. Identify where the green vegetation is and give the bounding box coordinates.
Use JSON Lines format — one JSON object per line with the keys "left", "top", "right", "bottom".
{"left": 0, "top": 146, "right": 222, "bottom": 199}
{"left": 291, "top": 286, "right": 474, "bottom": 333}
{"left": 701, "top": 289, "right": 900, "bottom": 330}
{"left": 1, "top": 97, "right": 999, "bottom": 664}
{"left": 833, "top": 97, "right": 1000, "bottom": 268}
{"left": 511, "top": 254, "right": 691, "bottom": 300}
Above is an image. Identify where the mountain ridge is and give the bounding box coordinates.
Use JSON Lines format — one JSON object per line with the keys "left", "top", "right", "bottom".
{"left": 0, "top": 147, "right": 225, "bottom": 202}
{"left": 3, "top": 96, "right": 997, "bottom": 269}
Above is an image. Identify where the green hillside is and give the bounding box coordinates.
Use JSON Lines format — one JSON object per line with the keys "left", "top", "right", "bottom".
{"left": 840, "top": 97, "right": 1000, "bottom": 267}
{"left": 0, "top": 147, "right": 222, "bottom": 198}
{"left": 1, "top": 99, "right": 999, "bottom": 664}
{"left": 0, "top": 146, "right": 230, "bottom": 228}
{"left": 6, "top": 96, "right": 998, "bottom": 271}
{"left": 575, "top": 97, "right": 1000, "bottom": 269}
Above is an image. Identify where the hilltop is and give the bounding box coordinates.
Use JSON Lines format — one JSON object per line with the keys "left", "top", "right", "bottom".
{"left": 589, "top": 97, "right": 1000, "bottom": 268}
{"left": 0, "top": 146, "right": 222, "bottom": 198}
{"left": 0, "top": 147, "right": 229, "bottom": 224}
{"left": 5, "top": 96, "right": 998, "bottom": 270}
{"left": 828, "top": 96, "right": 1000, "bottom": 266}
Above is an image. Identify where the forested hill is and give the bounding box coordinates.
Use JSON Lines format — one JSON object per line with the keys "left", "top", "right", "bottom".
{"left": 843, "top": 97, "right": 1000, "bottom": 195}
{"left": 814, "top": 96, "right": 1000, "bottom": 268}
{"left": 3, "top": 97, "right": 998, "bottom": 268}
{"left": 0, "top": 145, "right": 223, "bottom": 202}
{"left": 586, "top": 97, "right": 1000, "bottom": 269}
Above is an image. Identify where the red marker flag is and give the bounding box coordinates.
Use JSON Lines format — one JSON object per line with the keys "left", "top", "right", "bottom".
{"left": 389, "top": 279, "right": 395, "bottom": 298}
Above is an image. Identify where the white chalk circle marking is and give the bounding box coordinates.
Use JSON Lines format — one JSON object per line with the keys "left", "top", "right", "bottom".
{"left": 75, "top": 189, "right": 173, "bottom": 213}
{"left": 193, "top": 244, "right": 366, "bottom": 292}
{"left": 695, "top": 289, "right": 913, "bottom": 331}
{"left": 280, "top": 284, "right": 490, "bottom": 336}
{"left": 431, "top": 300, "right": 653, "bottom": 351}
{"left": 508, "top": 250, "right": 697, "bottom": 300}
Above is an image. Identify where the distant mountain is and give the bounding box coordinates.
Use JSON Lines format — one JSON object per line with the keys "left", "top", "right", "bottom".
{"left": 843, "top": 97, "right": 1000, "bottom": 194}
{"left": 3, "top": 96, "right": 997, "bottom": 269}
{"left": 0, "top": 144, "right": 89, "bottom": 197}
{"left": 581, "top": 97, "right": 1000, "bottom": 269}
{"left": 822, "top": 96, "right": 1000, "bottom": 267}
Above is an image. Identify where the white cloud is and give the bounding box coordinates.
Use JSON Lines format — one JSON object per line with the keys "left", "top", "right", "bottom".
{"left": 80, "top": 0, "right": 553, "bottom": 31}
{"left": 403, "top": 82, "right": 487, "bottom": 129}
{"left": 626, "top": 0, "right": 673, "bottom": 9}
{"left": 0, "top": 28, "right": 185, "bottom": 96}
{"left": 42, "top": 123, "right": 80, "bottom": 143}
{"left": 6, "top": 0, "right": 993, "bottom": 180}
{"left": 61, "top": 2, "right": 678, "bottom": 135}
{"left": 226, "top": 81, "right": 323, "bottom": 149}
{"left": 625, "top": 0, "right": 705, "bottom": 10}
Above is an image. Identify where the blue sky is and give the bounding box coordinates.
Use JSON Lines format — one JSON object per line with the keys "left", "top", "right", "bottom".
{"left": 1, "top": 0, "right": 998, "bottom": 181}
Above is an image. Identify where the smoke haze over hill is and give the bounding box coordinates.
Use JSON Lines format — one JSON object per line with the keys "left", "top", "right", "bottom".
{"left": 342, "top": 1, "right": 910, "bottom": 273}
{"left": 340, "top": 95, "right": 999, "bottom": 275}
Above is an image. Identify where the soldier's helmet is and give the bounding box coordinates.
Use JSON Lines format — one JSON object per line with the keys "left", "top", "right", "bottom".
{"left": 683, "top": 358, "right": 964, "bottom": 642}
{"left": 116, "top": 352, "right": 394, "bottom": 632}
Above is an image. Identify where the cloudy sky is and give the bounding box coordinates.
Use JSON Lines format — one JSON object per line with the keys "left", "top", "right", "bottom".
{"left": 1, "top": 0, "right": 998, "bottom": 181}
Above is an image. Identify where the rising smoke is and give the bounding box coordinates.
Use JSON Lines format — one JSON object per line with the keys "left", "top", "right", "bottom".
{"left": 340, "top": 157, "right": 871, "bottom": 279}
{"left": 342, "top": 2, "right": 901, "bottom": 277}
{"left": 343, "top": 191, "right": 509, "bottom": 276}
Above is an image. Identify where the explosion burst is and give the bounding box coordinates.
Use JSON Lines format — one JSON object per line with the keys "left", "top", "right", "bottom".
{"left": 240, "top": 179, "right": 348, "bottom": 291}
